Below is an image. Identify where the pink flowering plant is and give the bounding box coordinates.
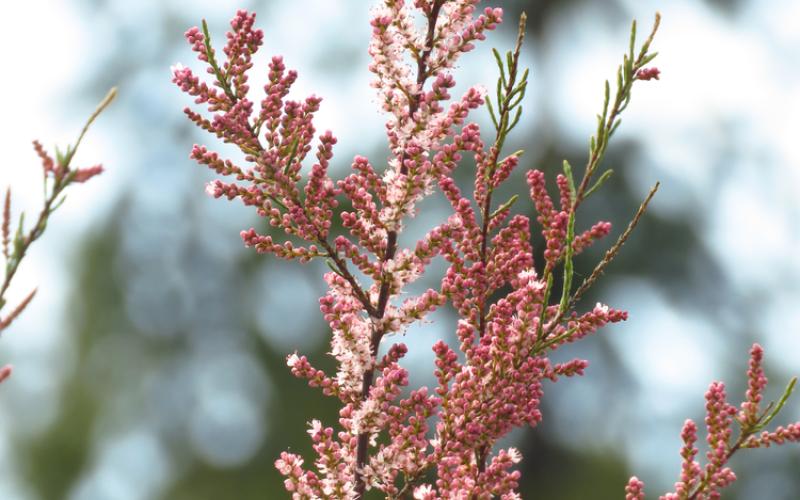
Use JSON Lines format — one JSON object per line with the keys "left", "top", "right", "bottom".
{"left": 626, "top": 345, "right": 799, "bottom": 500}
{"left": 173, "top": 3, "right": 799, "bottom": 499}
{"left": 0, "top": 88, "right": 115, "bottom": 385}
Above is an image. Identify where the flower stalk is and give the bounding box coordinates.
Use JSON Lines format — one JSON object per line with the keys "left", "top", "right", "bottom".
{"left": 0, "top": 87, "right": 115, "bottom": 383}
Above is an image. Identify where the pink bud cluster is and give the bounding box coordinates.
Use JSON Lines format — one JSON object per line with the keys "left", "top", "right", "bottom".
{"left": 629, "top": 344, "right": 800, "bottom": 499}
{"left": 626, "top": 477, "right": 646, "bottom": 500}
{"left": 421, "top": 134, "right": 624, "bottom": 493}
{"left": 743, "top": 423, "right": 800, "bottom": 448}
{"left": 527, "top": 169, "right": 613, "bottom": 269}
{"left": 174, "top": 10, "right": 341, "bottom": 263}
{"left": 175, "top": 4, "right": 685, "bottom": 500}
{"left": 739, "top": 343, "right": 767, "bottom": 426}
{"left": 636, "top": 67, "right": 661, "bottom": 81}
{"left": 369, "top": 1, "right": 500, "bottom": 154}
{"left": 32, "top": 140, "right": 104, "bottom": 184}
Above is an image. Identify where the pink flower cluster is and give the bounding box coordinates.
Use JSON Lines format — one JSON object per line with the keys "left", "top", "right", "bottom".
{"left": 175, "top": 4, "right": 798, "bottom": 500}
{"left": 175, "top": 3, "right": 651, "bottom": 498}
{"left": 635, "top": 67, "right": 661, "bottom": 81}
{"left": 33, "top": 140, "right": 104, "bottom": 185}
{"left": 628, "top": 344, "right": 800, "bottom": 499}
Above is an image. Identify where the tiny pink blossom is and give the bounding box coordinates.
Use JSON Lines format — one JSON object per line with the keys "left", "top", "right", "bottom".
{"left": 636, "top": 67, "right": 660, "bottom": 80}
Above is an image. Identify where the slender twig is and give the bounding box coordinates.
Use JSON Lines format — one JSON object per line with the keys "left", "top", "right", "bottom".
{"left": 569, "top": 182, "right": 658, "bottom": 308}
{"left": 573, "top": 13, "right": 660, "bottom": 210}
{"left": 538, "top": 182, "right": 659, "bottom": 344}
{"left": 0, "top": 87, "right": 116, "bottom": 331}
{"left": 477, "top": 13, "right": 527, "bottom": 339}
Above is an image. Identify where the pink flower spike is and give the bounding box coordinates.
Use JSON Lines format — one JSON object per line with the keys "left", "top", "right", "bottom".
{"left": 674, "top": 419, "right": 701, "bottom": 496}
{"left": 0, "top": 364, "right": 12, "bottom": 384}
{"left": 740, "top": 343, "right": 767, "bottom": 426}
{"left": 174, "top": 6, "right": 671, "bottom": 499}
{"left": 625, "top": 476, "right": 645, "bottom": 500}
{"left": 32, "top": 140, "right": 58, "bottom": 178}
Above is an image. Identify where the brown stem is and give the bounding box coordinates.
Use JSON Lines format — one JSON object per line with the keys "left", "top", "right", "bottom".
{"left": 354, "top": 3, "right": 446, "bottom": 497}
{"left": 317, "top": 238, "right": 378, "bottom": 317}
{"left": 472, "top": 15, "right": 527, "bottom": 483}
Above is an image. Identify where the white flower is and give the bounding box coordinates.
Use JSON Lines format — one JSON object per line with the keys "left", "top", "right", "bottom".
{"left": 307, "top": 419, "right": 322, "bottom": 437}
{"left": 413, "top": 484, "right": 435, "bottom": 499}
{"left": 170, "top": 62, "right": 186, "bottom": 75}
{"left": 507, "top": 447, "right": 522, "bottom": 463}
{"left": 286, "top": 353, "right": 300, "bottom": 368}
{"left": 204, "top": 182, "right": 217, "bottom": 197}
{"left": 594, "top": 302, "right": 610, "bottom": 314}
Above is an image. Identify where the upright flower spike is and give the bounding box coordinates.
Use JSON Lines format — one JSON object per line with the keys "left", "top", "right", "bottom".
{"left": 670, "top": 419, "right": 702, "bottom": 497}
{"left": 739, "top": 343, "right": 767, "bottom": 427}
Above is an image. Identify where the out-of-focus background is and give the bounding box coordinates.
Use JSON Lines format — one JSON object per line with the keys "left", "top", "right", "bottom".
{"left": 1, "top": 0, "right": 798, "bottom": 498}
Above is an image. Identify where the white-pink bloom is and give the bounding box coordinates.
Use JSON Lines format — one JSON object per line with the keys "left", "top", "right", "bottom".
{"left": 307, "top": 419, "right": 323, "bottom": 437}
{"left": 507, "top": 447, "right": 522, "bottom": 463}
{"left": 414, "top": 484, "right": 436, "bottom": 499}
